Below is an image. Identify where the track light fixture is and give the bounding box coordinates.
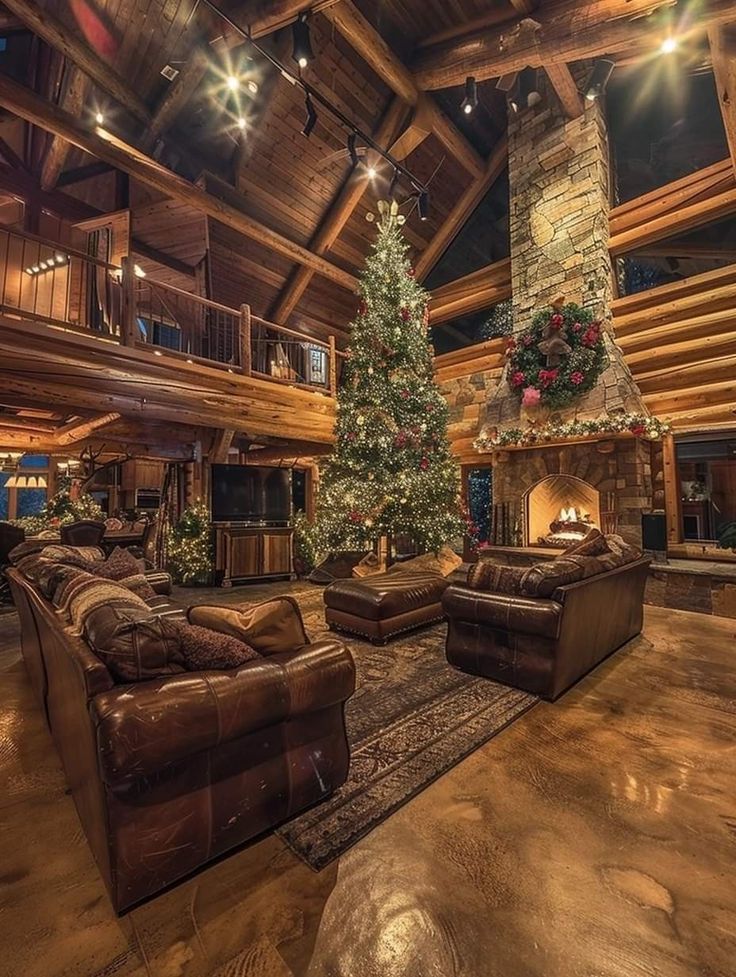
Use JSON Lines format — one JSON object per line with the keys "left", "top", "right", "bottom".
{"left": 292, "top": 13, "right": 314, "bottom": 69}
{"left": 461, "top": 76, "right": 478, "bottom": 115}
{"left": 418, "top": 190, "right": 429, "bottom": 221}
{"left": 583, "top": 59, "right": 615, "bottom": 102}
{"left": 302, "top": 92, "right": 317, "bottom": 137}
{"left": 519, "top": 67, "right": 541, "bottom": 108}
{"left": 389, "top": 167, "right": 399, "bottom": 199}
{"left": 347, "top": 132, "right": 359, "bottom": 167}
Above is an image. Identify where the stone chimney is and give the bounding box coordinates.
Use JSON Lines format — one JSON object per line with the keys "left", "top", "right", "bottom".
{"left": 483, "top": 69, "right": 647, "bottom": 431}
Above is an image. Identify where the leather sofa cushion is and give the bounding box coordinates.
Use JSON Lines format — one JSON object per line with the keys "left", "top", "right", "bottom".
{"left": 188, "top": 596, "right": 309, "bottom": 655}
{"left": 85, "top": 603, "right": 186, "bottom": 682}
{"left": 177, "top": 623, "right": 259, "bottom": 671}
{"left": 324, "top": 571, "right": 449, "bottom": 621}
{"left": 442, "top": 586, "right": 563, "bottom": 640}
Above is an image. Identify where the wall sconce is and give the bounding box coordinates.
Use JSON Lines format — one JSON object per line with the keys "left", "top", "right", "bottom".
{"left": 5, "top": 473, "right": 48, "bottom": 489}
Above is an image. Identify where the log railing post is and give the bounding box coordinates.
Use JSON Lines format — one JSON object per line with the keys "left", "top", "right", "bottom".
{"left": 328, "top": 335, "right": 337, "bottom": 395}
{"left": 120, "top": 254, "right": 137, "bottom": 345}
{"left": 240, "top": 303, "right": 252, "bottom": 375}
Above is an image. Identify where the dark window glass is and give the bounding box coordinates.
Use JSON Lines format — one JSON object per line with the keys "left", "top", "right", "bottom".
{"left": 431, "top": 299, "right": 512, "bottom": 356}
{"left": 20, "top": 454, "right": 48, "bottom": 469}
{"left": 608, "top": 66, "right": 728, "bottom": 204}
{"left": 676, "top": 437, "right": 736, "bottom": 542}
{"left": 0, "top": 472, "right": 8, "bottom": 520}
{"left": 17, "top": 488, "right": 46, "bottom": 517}
{"left": 468, "top": 468, "right": 493, "bottom": 547}
{"left": 292, "top": 469, "right": 306, "bottom": 513}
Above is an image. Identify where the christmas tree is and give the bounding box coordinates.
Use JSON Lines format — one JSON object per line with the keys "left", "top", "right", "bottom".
{"left": 167, "top": 501, "right": 212, "bottom": 584}
{"left": 313, "top": 200, "right": 465, "bottom": 555}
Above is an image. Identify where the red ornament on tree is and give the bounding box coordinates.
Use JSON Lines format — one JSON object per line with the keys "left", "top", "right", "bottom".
{"left": 419, "top": 457, "right": 429, "bottom": 471}
{"left": 349, "top": 510, "right": 362, "bottom": 523}
{"left": 400, "top": 307, "right": 411, "bottom": 322}
{"left": 358, "top": 300, "right": 367, "bottom": 316}
{"left": 406, "top": 267, "right": 416, "bottom": 278}
{"left": 629, "top": 423, "right": 646, "bottom": 437}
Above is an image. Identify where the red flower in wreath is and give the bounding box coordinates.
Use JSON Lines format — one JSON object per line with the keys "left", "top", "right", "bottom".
{"left": 400, "top": 307, "right": 411, "bottom": 322}
{"left": 572, "top": 321, "right": 583, "bottom": 333}
{"left": 522, "top": 333, "right": 534, "bottom": 347}
{"left": 539, "top": 368, "right": 559, "bottom": 388}
{"left": 505, "top": 338, "right": 517, "bottom": 355}
{"left": 629, "top": 423, "right": 646, "bottom": 437}
{"left": 570, "top": 371, "right": 585, "bottom": 385}
{"left": 511, "top": 370, "right": 526, "bottom": 388}
{"left": 582, "top": 323, "right": 601, "bottom": 347}
{"left": 419, "top": 457, "right": 429, "bottom": 471}
{"left": 550, "top": 313, "right": 564, "bottom": 328}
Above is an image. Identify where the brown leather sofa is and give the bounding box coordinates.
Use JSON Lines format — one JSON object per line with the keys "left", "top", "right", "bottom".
{"left": 8, "top": 569, "right": 355, "bottom": 912}
{"left": 443, "top": 557, "right": 650, "bottom": 701}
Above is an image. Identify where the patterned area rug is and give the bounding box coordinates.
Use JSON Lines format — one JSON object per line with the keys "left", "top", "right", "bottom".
{"left": 276, "top": 588, "right": 538, "bottom": 870}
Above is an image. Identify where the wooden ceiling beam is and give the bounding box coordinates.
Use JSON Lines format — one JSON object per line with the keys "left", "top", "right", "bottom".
{"left": 55, "top": 412, "right": 122, "bottom": 446}
{"left": 413, "top": 0, "right": 736, "bottom": 90}
{"left": 0, "top": 134, "right": 26, "bottom": 171}
{"left": 320, "top": 1, "right": 486, "bottom": 180}
{"left": 270, "top": 95, "right": 407, "bottom": 323}
{"left": 236, "top": 0, "right": 343, "bottom": 38}
{"left": 0, "top": 73, "right": 357, "bottom": 291}
{"left": 142, "top": 50, "right": 209, "bottom": 154}
{"left": 40, "top": 65, "right": 90, "bottom": 191}
{"left": 544, "top": 63, "right": 584, "bottom": 119}
{"left": 416, "top": 135, "right": 507, "bottom": 281}
{"left": 708, "top": 24, "right": 736, "bottom": 177}
{"left": 56, "top": 161, "right": 116, "bottom": 187}
{"left": 1, "top": 0, "right": 152, "bottom": 125}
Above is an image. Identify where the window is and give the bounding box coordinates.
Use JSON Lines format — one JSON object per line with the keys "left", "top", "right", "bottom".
{"left": 608, "top": 67, "right": 728, "bottom": 204}
{"left": 616, "top": 213, "right": 736, "bottom": 296}
{"left": 431, "top": 299, "right": 512, "bottom": 356}
{"left": 676, "top": 437, "right": 736, "bottom": 543}
{"left": 467, "top": 467, "right": 493, "bottom": 548}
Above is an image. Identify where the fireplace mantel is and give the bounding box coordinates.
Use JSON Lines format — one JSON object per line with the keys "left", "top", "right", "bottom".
{"left": 475, "top": 430, "right": 653, "bottom": 463}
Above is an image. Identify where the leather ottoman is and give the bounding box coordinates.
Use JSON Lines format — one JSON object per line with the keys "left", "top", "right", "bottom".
{"left": 324, "top": 570, "right": 450, "bottom": 644}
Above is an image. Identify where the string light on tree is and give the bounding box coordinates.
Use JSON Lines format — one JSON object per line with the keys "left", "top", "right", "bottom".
{"left": 311, "top": 199, "right": 466, "bottom": 555}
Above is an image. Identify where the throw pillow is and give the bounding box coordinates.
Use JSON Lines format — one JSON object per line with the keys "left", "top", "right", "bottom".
{"left": 466, "top": 560, "right": 493, "bottom": 589}
{"left": 8, "top": 540, "right": 48, "bottom": 564}
{"left": 485, "top": 563, "right": 526, "bottom": 595}
{"left": 84, "top": 605, "right": 186, "bottom": 682}
{"left": 40, "top": 544, "right": 104, "bottom": 568}
{"left": 604, "top": 534, "right": 642, "bottom": 563}
{"left": 353, "top": 552, "right": 383, "bottom": 578}
{"left": 177, "top": 623, "right": 259, "bottom": 671}
{"left": 117, "top": 573, "right": 157, "bottom": 600}
{"left": 67, "top": 578, "right": 150, "bottom": 632}
{"left": 563, "top": 528, "right": 608, "bottom": 557}
{"left": 96, "top": 546, "right": 145, "bottom": 581}
{"left": 188, "top": 596, "right": 309, "bottom": 655}
{"left": 519, "top": 557, "right": 586, "bottom": 598}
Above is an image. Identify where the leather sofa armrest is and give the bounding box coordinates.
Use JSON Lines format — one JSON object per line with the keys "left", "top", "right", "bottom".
{"left": 90, "top": 639, "right": 355, "bottom": 785}
{"left": 442, "top": 585, "right": 563, "bottom": 640}
{"left": 143, "top": 569, "right": 172, "bottom": 595}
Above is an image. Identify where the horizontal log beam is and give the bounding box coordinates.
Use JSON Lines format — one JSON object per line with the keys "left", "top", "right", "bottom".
{"left": 0, "top": 73, "right": 357, "bottom": 292}
{"left": 430, "top": 257, "right": 512, "bottom": 324}
{"left": 55, "top": 411, "right": 122, "bottom": 446}
{"left": 708, "top": 24, "right": 736, "bottom": 177}
{"left": 412, "top": 0, "right": 736, "bottom": 91}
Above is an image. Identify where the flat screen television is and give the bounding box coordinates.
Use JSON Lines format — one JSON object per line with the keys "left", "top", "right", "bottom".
{"left": 211, "top": 465, "right": 291, "bottom": 523}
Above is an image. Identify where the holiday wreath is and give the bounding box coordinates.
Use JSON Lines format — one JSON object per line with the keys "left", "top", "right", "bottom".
{"left": 505, "top": 300, "right": 607, "bottom": 411}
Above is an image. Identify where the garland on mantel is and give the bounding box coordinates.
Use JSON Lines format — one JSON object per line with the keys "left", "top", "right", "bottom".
{"left": 473, "top": 413, "right": 672, "bottom": 451}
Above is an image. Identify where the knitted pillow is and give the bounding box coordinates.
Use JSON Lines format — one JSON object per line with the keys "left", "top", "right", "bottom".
{"left": 466, "top": 560, "right": 493, "bottom": 589}
{"left": 117, "top": 573, "right": 157, "bottom": 600}
{"left": 563, "top": 528, "right": 609, "bottom": 558}
{"left": 604, "top": 534, "right": 642, "bottom": 563}
{"left": 84, "top": 605, "right": 186, "bottom": 682}
{"left": 176, "top": 623, "right": 259, "bottom": 671}
{"left": 96, "top": 546, "right": 145, "bottom": 581}
{"left": 519, "top": 557, "right": 586, "bottom": 598}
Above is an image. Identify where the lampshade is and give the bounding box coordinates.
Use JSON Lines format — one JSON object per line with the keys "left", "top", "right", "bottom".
{"left": 5, "top": 473, "right": 48, "bottom": 489}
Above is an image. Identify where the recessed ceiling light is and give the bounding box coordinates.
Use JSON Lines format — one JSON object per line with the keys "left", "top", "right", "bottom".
{"left": 367, "top": 166, "right": 377, "bottom": 179}
{"left": 660, "top": 37, "right": 678, "bottom": 54}
{"left": 226, "top": 74, "right": 239, "bottom": 91}
{"left": 94, "top": 111, "right": 104, "bottom": 125}
{"left": 237, "top": 116, "right": 246, "bottom": 130}
{"left": 161, "top": 64, "right": 179, "bottom": 81}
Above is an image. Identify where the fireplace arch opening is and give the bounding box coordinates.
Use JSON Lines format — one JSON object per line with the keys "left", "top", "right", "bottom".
{"left": 524, "top": 474, "right": 601, "bottom": 547}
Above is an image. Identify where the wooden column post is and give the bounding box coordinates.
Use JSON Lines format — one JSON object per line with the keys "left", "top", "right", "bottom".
{"left": 120, "top": 254, "right": 137, "bottom": 345}
{"left": 328, "top": 335, "right": 337, "bottom": 395}
{"left": 240, "top": 303, "right": 252, "bottom": 375}
{"left": 661, "top": 433, "right": 680, "bottom": 550}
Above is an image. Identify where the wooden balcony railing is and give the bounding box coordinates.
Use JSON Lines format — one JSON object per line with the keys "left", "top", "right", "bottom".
{"left": 0, "top": 228, "right": 340, "bottom": 396}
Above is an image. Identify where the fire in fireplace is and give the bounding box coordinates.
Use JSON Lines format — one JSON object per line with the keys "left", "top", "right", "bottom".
{"left": 524, "top": 475, "right": 601, "bottom": 548}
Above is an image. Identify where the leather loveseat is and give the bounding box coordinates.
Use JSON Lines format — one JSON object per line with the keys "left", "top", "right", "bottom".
{"left": 443, "top": 543, "right": 650, "bottom": 701}
{"left": 8, "top": 562, "right": 355, "bottom": 912}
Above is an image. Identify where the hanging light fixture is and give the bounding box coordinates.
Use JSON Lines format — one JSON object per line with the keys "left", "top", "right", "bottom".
{"left": 519, "top": 67, "right": 542, "bottom": 108}
{"left": 347, "top": 132, "right": 359, "bottom": 167}
{"left": 5, "top": 473, "right": 47, "bottom": 489}
{"left": 292, "top": 13, "right": 314, "bottom": 69}
{"left": 583, "top": 59, "right": 615, "bottom": 102}
{"left": 302, "top": 92, "right": 317, "bottom": 137}
{"left": 418, "top": 190, "right": 430, "bottom": 221}
{"left": 461, "top": 76, "right": 478, "bottom": 115}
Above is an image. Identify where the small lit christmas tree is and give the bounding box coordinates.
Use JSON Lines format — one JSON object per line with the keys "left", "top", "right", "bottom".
{"left": 313, "top": 199, "right": 465, "bottom": 555}
{"left": 167, "top": 501, "right": 212, "bottom": 584}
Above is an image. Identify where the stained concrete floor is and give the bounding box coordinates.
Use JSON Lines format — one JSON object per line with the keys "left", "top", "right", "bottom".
{"left": 0, "top": 589, "right": 735, "bottom": 977}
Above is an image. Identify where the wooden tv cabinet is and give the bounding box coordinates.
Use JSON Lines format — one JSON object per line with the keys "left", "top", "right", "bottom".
{"left": 214, "top": 524, "right": 293, "bottom": 586}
